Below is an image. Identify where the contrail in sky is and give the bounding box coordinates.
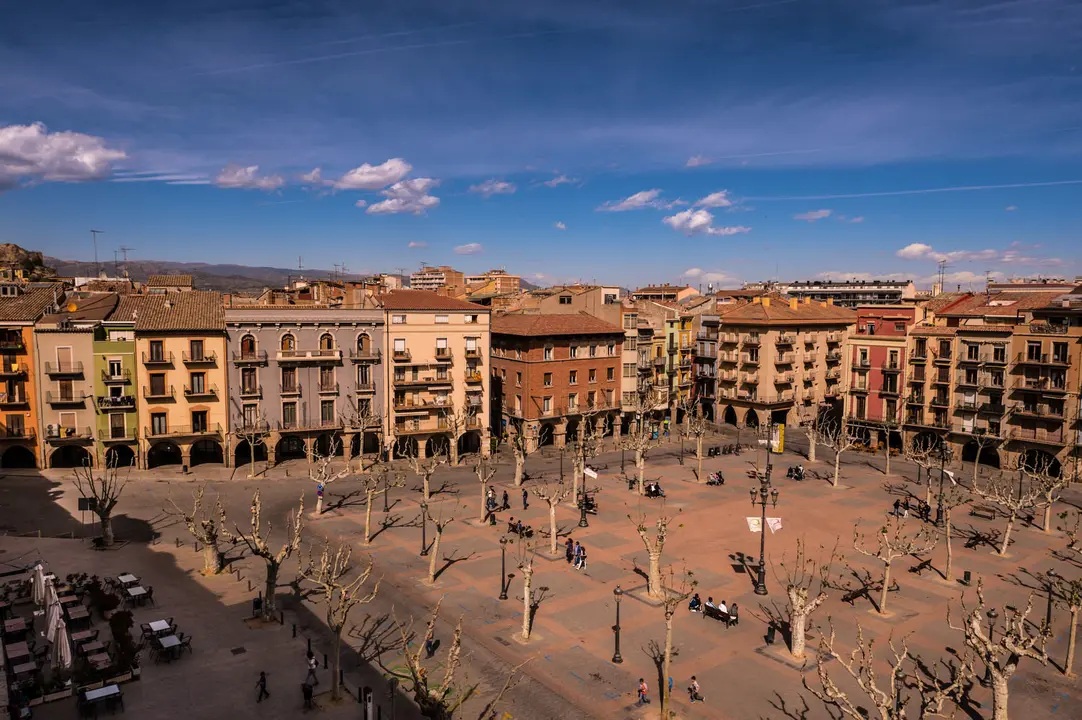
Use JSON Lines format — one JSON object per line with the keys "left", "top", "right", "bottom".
{"left": 745, "top": 179, "right": 1082, "bottom": 201}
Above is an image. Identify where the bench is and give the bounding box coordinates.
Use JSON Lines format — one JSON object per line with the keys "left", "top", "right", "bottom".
{"left": 969, "top": 506, "right": 996, "bottom": 521}
{"left": 702, "top": 605, "right": 738, "bottom": 627}
{"left": 707, "top": 446, "right": 721, "bottom": 457}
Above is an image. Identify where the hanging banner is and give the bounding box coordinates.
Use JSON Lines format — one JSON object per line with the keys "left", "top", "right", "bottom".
{"left": 584, "top": 468, "right": 598, "bottom": 480}
{"left": 771, "top": 424, "right": 785, "bottom": 453}
{"left": 766, "top": 517, "right": 783, "bottom": 534}
{"left": 746, "top": 517, "right": 763, "bottom": 533}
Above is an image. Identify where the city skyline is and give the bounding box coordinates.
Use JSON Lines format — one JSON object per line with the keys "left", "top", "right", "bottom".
{"left": 2, "top": 0, "right": 1081, "bottom": 287}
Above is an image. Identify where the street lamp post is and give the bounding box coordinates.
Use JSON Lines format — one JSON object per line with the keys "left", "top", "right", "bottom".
{"left": 749, "top": 454, "right": 779, "bottom": 596}
{"left": 612, "top": 585, "right": 623, "bottom": 664}
{"left": 559, "top": 444, "right": 565, "bottom": 482}
{"left": 383, "top": 472, "right": 390, "bottom": 513}
{"left": 419, "top": 501, "right": 429, "bottom": 556}
{"left": 985, "top": 608, "right": 998, "bottom": 684}
{"left": 498, "top": 536, "right": 509, "bottom": 600}
{"left": 1046, "top": 569, "right": 1057, "bottom": 630}
{"left": 578, "top": 492, "right": 589, "bottom": 528}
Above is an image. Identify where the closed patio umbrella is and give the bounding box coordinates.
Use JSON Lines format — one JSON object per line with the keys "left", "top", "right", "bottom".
{"left": 32, "top": 563, "right": 46, "bottom": 606}
{"left": 46, "top": 589, "right": 62, "bottom": 644}
{"left": 54, "top": 619, "right": 73, "bottom": 670}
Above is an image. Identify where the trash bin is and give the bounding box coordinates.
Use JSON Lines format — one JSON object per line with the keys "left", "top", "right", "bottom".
{"left": 962, "top": 570, "right": 972, "bottom": 586}
{"left": 252, "top": 596, "right": 262, "bottom": 617}
{"left": 765, "top": 626, "right": 777, "bottom": 645}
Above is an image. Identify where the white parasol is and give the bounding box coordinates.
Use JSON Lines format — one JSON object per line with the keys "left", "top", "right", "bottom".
{"left": 54, "top": 618, "right": 73, "bottom": 670}
{"left": 46, "top": 589, "right": 62, "bottom": 644}
{"left": 31, "top": 562, "right": 46, "bottom": 606}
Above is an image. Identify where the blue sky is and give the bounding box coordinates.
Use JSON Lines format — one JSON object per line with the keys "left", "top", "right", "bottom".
{"left": 2, "top": 0, "right": 1081, "bottom": 288}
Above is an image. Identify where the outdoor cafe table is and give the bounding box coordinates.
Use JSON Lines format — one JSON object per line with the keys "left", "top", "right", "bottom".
{"left": 80, "top": 640, "right": 105, "bottom": 655}
{"left": 12, "top": 661, "right": 37, "bottom": 678}
{"left": 148, "top": 620, "right": 171, "bottom": 634}
{"left": 4, "top": 641, "right": 30, "bottom": 662}
{"left": 127, "top": 586, "right": 147, "bottom": 603}
{"left": 58, "top": 594, "right": 80, "bottom": 606}
{"left": 117, "top": 574, "right": 138, "bottom": 586}
{"left": 84, "top": 684, "right": 120, "bottom": 703}
{"left": 88, "top": 653, "right": 111, "bottom": 670}
{"left": 71, "top": 629, "right": 96, "bottom": 643}
{"left": 3, "top": 617, "right": 27, "bottom": 635}
{"left": 66, "top": 606, "right": 90, "bottom": 621}
{"left": 158, "top": 634, "right": 181, "bottom": 660}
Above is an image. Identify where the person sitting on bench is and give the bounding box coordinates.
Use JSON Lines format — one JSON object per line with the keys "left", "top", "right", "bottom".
{"left": 688, "top": 593, "right": 702, "bottom": 612}
{"left": 705, "top": 596, "right": 716, "bottom": 610}
{"left": 716, "top": 599, "right": 728, "bottom": 616}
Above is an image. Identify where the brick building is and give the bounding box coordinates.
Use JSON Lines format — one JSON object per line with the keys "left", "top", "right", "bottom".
{"left": 491, "top": 312, "right": 624, "bottom": 450}
{"left": 844, "top": 305, "right": 918, "bottom": 450}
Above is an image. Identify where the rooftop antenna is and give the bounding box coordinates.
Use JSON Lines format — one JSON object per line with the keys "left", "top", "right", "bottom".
{"left": 113, "top": 249, "right": 119, "bottom": 277}
{"left": 298, "top": 256, "right": 304, "bottom": 273}
{"left": 90, "top": 229, "right": 104, "bottom": 276}
{"left": 984, "top": 270, "right": 992, "bottom": 299}
{"left": 936, "top": 259, "right": 950, "bottom": 290}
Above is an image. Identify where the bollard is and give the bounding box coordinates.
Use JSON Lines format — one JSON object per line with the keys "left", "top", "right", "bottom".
{"left": 377, "top": 706, "right": 382, "bottom": 720}
{"left": 765, "top": 626, "right": 777, "bottom": 645}
{"left": 175, "top": 537, "right": 181, "bottom": 548}
{"left": 323, "top": 652, "right": 328, "bottom": 670}
{"left": 962, "top": 570, "right": 972, "bottom": 586}
{"left": 307, "top": 637, "right": 312, "bottom": 653}
{"left": 248, "top": 579, "right": 252, "bottom": 592}
{"left": 279, "top": 610, "right": 284, "bottom": 625}
{"left": 293, "top": 623, "right": 297, "bottom": 638}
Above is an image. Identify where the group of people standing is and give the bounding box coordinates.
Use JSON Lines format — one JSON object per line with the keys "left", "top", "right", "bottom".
{"left": 564, "top": 537, "right": 588, "bottom": 569}
{"left": 637, "top": 675, "right": 705, "bottom": 706}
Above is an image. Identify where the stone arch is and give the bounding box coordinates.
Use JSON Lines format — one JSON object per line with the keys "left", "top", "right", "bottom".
{"left": 538, "top": 423, "right": 556, "bottom": 448}
{"left": 319, "top": 332, "right": 335, "bottom": 351}
{"left": 849, "top": 425, "right": 872, "bottom": 446}
{"left": 105, "top": 445, "right": 137, "bottom": 468}
{"left": 565, "top": 418, "right": 580, "bottom": 443}
{"left": 393, "top": 436, "right": 418, "bottom": 459}
{"left": 50, "top": 445, "right": 92, "bottom": 469}
{"left": 603, "top": 413, "right": 616, "bottom": 437}
{"left": 280, "top": 332, "right": 296, "bottom": 352}
{"left": 961, "top": 439, "right": 1001, "bottom": 469}
{"left": 190, "top": 439, "right": 224, "bottom": 466}
{"left": 147, "top": 441, "right": 182, "bottom": 469}
{"left": 426, "top": 434, "right": 450, "bottom": 458}
{"left": 1, "top": 445, "right": 36, "bottom": 469}
{"left": 240, "top": 333, "right": 257, "bottom": 356}
{"left": 744, "top": 408, "right": 760, "bottom": 428}
{"left": 234, "top": 438, "right": 267, "bottom": 466}
{"left": 1021, "top": 448, "right": 1061, "bottom": 478}
{"left": 458, "top": 430, "right": 482, "bottom": 457}
{"left": 911, "top": 430, "right": 944, "bottom": 452}
{"left": 276, "top": 435, "right": 306, "bottom": 461}
{"left": 723, "top": 405, "right": 738, "bottom": 426}
{"left": 770, "top": 408, "right": 790, "bottom": 427}
{"left": 315, "top": 433, "right": 342, "bottom": 457}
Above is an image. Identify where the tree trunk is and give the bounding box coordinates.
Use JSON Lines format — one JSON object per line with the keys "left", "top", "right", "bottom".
{"left": 806, "top": 428, "right": 817, "bottom": 462}
{"left": 1043, "top": 501, "right": 1053, "bottom": 533}
{"left": 331, "top": 629, "right": 343, "bottom": 700}
{"left": 548, "top": 504, "right": 558, "bottom": 556}
{"left": 832, "top": 451, "right": 842, "bottom": 488}
{"left": 316, "top": 493, "right": 324, "bottom": 516}
{"left": 636, "top": 451, "right": 646, "bottom": 495}
{"left": 696, "top": 436, "right": 704, "bottom": 482}
{"left": 661, "top": 613, "right": 674, "bottom": 717}
{"left": 999, "top": 514, "right": 1015, "bottom": 556}
{"left": 479, "top": 481, "right": 488, "bottom": 523}
{"left": 990, "top": 673, "right": 1009, "bottom": 720}
{"left": 521, "top": 565, "right": 533, "bottom": 640}
{"left": 878, "top": 562, "right": 892, "bottom": 614}
{"left": 790, "top": 607, "right": 808, "bottom": 658}
{"left": 263, "top": 561, "right": 279, "bottom": 617}
{"left": 427, "top": 530, "right": 441, "bottom": 584}
{"left": 1066, "top": 607, "right": 1078, "bottom": 677}
{"left": 647, "top": 550, "right": 663, "bottom": 599}
{"left": 514, "top": 454, "right": 525, "bottom": 486}
{"left": 202, "top": 542, "right": 222, "bottom": 575}
{"left": 364, "top": 490, "right": 375, "bottom": 544}
{"left": 972, "top": 456, "right": 980, "bottom": 486}
{"left": 250, "top": 444, "right": 258, "bottom": 479}
{"left": 100, "top": 513, "right": 114, "bottom": 546}
{"left": 422, "top": 474, "right": 431, "bottom": 502}
{"left": 572, "top": 458, "right": 582, "bottom": 504}
{"left": 944, "top": 509, "right": 954, "bottom": 582}
{"left": 884, "top": 437, "right": 891, "bottom": 475}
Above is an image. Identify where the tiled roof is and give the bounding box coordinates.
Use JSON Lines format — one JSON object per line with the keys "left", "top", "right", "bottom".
{"left": 147, "top": 274, "right": 193, "bottom": 287}
{"left": 920, "top": 292, "right": 971, "bottom": 314}
{"left": 381, "top": 289, "right": 490, "bottom": 312}
{"left": 718, "top": 296, "right": 857, "bottom": 326}
{"left": 83, "top": 279, "right": 137, "bottom": 294}
{"left": 131, "top": 291, "right": 224, "bottom": 331}
{"left": 910, "top": 326, "right": 957, "bottom": 336}
{"left": 492, "top": 312, "right": 625, "bottom": 337}
{"left": 634, "top": 285, "right": 693, "bottom": 294}
{"left": 938, "top": 291, "right": 1063, "bottom": 317}
{"left": 109, "top": 295, "right": 144, "bottom": 323}
{"left": 39, "top": 293, "right": 119, "bottom": 324}
{"left": 0, "top": 283, "right": 65, "bottom": 323}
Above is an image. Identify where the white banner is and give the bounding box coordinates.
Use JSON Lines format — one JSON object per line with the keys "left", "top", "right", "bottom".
{"left": 584, "top": 468, "right": 598, "bottom": 480}
{"left": 746, "top": 517, "right": 763, "bottom": 533}
{"left": 766, "top": 517, "right": 783, "bottom": 534}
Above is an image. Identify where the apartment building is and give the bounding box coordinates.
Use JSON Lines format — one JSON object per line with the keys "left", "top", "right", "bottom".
{"left": 33, "top": 292, "right": 120, "bottom": 468}
{"left": 0, "top": 282, "right": 65, "bottom": 468}
{"left": 844, "top": 305, "right": 918, "bottom": 449}
{"left": 464, "top": 269, "right": 521, "bottom": 294}
{"left": 224, "top": 305, "right": 385, "bottom": 466}
{"left": 743, "top": 279, "right": 917, "bottom": 307}
{"left": 96, "top": 297, "right": 140, "bottom": 468}
{"left": 716, "top": 295, "right": 856, "bottom": 429}
{"left": 491, "top": 313, "right": 624, "bottom": 450}
{"left": 129, "top": 292, "right": 229, "bottom": 469}
{"left": 695, "top": 314, "right": 720, "bottom": 419}
{"left": 631, "top": 285, "right": 699, "bottom": 303}
{"left": 902, "top": 291, "right": 1079, "bottom": 473}
{"left": 382, "top": 290, "right": 490, "bottom": 458}
{"left": 636, "top": 300, "right": 700, "bottom": 423}
{"left": 409, "top": 266, "right": 465, "bottom": 292}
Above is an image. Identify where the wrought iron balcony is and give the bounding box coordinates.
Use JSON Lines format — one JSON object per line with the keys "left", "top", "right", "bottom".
{"left": 101, "top": 369, "right": 132, "bottom": 384}
{"left": 142, "top": 351, "right": 175, "bottom": 366}
{"left": 232, "top": 350, "right": 269, "bottom": 365}
{"left": 44, "top": 361, "right": 84, "bottom": 376}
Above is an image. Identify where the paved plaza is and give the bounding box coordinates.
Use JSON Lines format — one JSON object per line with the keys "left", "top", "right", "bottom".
{"left": 3, "top": 427, "right": 1082, "bottom": 719}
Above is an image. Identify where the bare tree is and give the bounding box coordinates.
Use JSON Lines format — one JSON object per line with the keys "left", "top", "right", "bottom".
{"left": 1022, "top": 456, "right": 1075, "bottom": 533}
{"left": 797, "top": 403, "right": 823, "bottom": 463}
{"left": 1048, "top": 571, "right": 1082, "bottom": 677}
{"left": 881, "top": 402, "right": 903, "bottom": 476}
{"left": 516, "top": 540, "right": 544, "bottom": 642}
{"left": 853, "top": 515, "right": 937, "bottom": 614}
{"left": 234, "top": 412, "right": 269, "bottom": 479}
{"left": 632, "top": 512, "right": 672, "bottom": 600}
{"left": 362, "top": 468, "right": 405, "bottom": 545}
{"left": 821, "top": 418, "right": 861, "bottom": 488}
{"left": 340, "top": 395, "right": 383, "bottom": 472}
{"left": 307, "top": 439, "right": 351, "bottom": 516}
{"left": 409, "top": 444, "right": 448, "bottom": 503}
{"left": 622, "top": 387, "right": 663, "bottom": 494}
{"left": 938, "top": 481, "right": 972, "bottom": 583}
{"left": 649, "top": 567, "right": 696, "bottom": 717}
{"left": 472, "top": 450, "right": 500, "bottom": 524}
{"left": 299, "top": 542, "right": 379, "bottom": 701}
{"left": 684, "top": 402, "right": 712, "bottom": 482}
{"left": 388, "top": 599, "right": 525, "bottom": 720}
{"left": 1062, "top": 508, "right": 1082, "bottom": 560}
{"left": 441, "top": 403, "right": 476, "bottom": 467}
{"left": 166, "top": 483, "right": 233, "bottom": 575}
{"left": 568, "top": 402, "right": 606, "bottom": 501}
{"left": 234, "top": 490, "right": 305, "bottom": 619}
{"left": 775, "top": 538, "right": 840, "bottom": 659}
{"left": 904, "top": 434, "right": 943, "bottom": 507}
{"left": 73, "top": 462, "right": 129, "bottom": 547}
{"left": 505, "top": 421, "right": 535, "bottom": 487}
{"left": 973, "top": 466, "right": 1044, "bottom": 556}
{"left": 533, "top": 479, "right": 573, "bottom": 556}
{"left": 968, "top": 430, "right": 1001, "bottom": 486}
{"left": 949, "top": 580, "right": 1049, "bottom": 720}
{"left": 424, "top": 506, "right": 456, "bottom": 585}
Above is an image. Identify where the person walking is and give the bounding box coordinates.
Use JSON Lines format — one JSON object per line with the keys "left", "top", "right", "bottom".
{"left": 522, "top": 488, "right": 529, "bottom": 510}
{"left": 572, "top": 541, "right": 582, "bottom": 568}
{"left": 565, "top": 537, "right": 575, "bottom": 564}
{"left": 575, "top": 544, "right": 587, "bottom": 570}
{"left": 255, "top": 671, "right": 270, "bottom": 702}
{"left": 302, "top": 681, "right": 314, "bottom": 710}
{"left": 688, "top": 676, "right": 705, "bottom": 703}
{"left": 637, "top": 678, "right": 649, "bottom": 706}
{"left": 305, "top": 651, "right": 319, "bottom": 686}
{"left": 502, "top": 490, "right": 510, "bottom": 510}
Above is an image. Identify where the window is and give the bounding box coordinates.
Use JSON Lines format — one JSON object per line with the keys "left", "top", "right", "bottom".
{"left": 58, "top": 411, "right": 76, "bottom": 433}
{"left": 559, "top": 296, "right": 572, "bottom": 305}
{"left": 500, "top": 368, "right": 506, "bottom": 379}
{"left": 894, "top": 323, "right": 906, "bottom": 332}
{"left": 515, "top": 394, "right": 522, "bottom": 412}
{"left": 589, "top": 368, "right": 596, "bottom": 383}
{"left": 391, "top": 314, "right": 406, "bottom": 324}
{"left": 393, "top": 338, "right": 406, "bottom": 355}
{"left": 357, "top": 364, "right": 371, "bottom": 385}
{"left": 569, "top": 345, "right": 578, "bottom": 359}
{"left": 516, "top": 371, "right": 522, "bottom": 386}
{"left": 320, "top": 366, "right": 335, "bottom": 390}
{"left": 191, "top": 410, "right": 208, "bottom": 433}
{"left": 854, "top": 395, "right": 866, "bottom": 419}
{"left": 888, "top": 350, "right": 899, "bottom": 368}
{"left": 884, "top": 398, "right": 897, "bottom": 421}
{"left": 965, "top": 368, "right": 978, "bottom": 385}
{"left": 108, "top": 359, "right": 122, "bottom": 378}
{"left": 623, "top": 391, "right": 635, "bottom": 405}
{"left": 623, "top": 314, "right": 637, "bottom": 330}
{"left": 149, "top": 340, "right": 165, "bottom": 362}
{"left": 319, "top": 333, "right": 334, "bottom": 350}
{"left": 149, "top": 373, "right": 166, "bottom": 396}
{"left": 110, "top": 413, "right": 126, "bottom": 439}
{"left": 242, "top": 404, "right": 258, "bottom": 427}
{"left": 607, "top": 367, "right": 615, "bottom": 381}
{"left": 543, "top": 372, "right": 552, "bottom": 387}
{"left": 569, "top": 370, "right": 578, "bottom": 385}
{"left": 992, "top": 346, "right": 1006, "bottom": 363}
{"left": 568, "top": 393, "right": 578, "bottom": 410}
{"left": 859, "top": 348, "right": 869, "bottom": 365}
{"left": 542, "top": 396, "right": 552, "bottom": 413}
{"left": 623, "top": 362, "right": 636, "bottom": 378}
{"left": 605, "top": 388, "right": 614, "bottom": 406}
{"left": 587, "top": 390, "right": 596, "bottom": 407}
{"left": 280, "top": 334, "right": 295, "bottom": 351}
{"left": 241, "top": 334, "right": 257, "bottom": 357}
{"left": 544, "top": 345, "right": 553, "bottom": 361}
{"left": 608, "top": 343, "right": 617, "bottom": 356}
{"left": 1053, "top": 342, "right": 1069, "bottom": 363}
{"left": 989, "top": 370, "right": 1003, "bottom": 387}
{"left": 589, "top": 344, "right": 597, "bottom": 357}
{"left": 965, "top": 343, "right": 979, "bottom": 360}
{"left": 321, "top": 400, "right": 335, "bottom": 423}
{"left": 281, "top": 367, "right": 297, "bottom": 392}
{"left": 189, "top": 339, "right": 204, "bottom": 361}
{"left": 515, "top": 348, "right": 521, "bottom": 360}
{"left": 109, "top": 386, "right": 122, "bottom": 399}
{"left": 151, "top": 412, "right": 167, "bottom": 435}
{"left": 466, "top": 337, "right": 478, "bottom": 352}
{"left": 58, "top": 378, "right": 74, "bottom": 401}
{"left": 282, "top": 402, "right": 297, "bottom": 427}
{"left": 190, "top": 372, "right": 205, "bottom": 394}
{"left": 434, "top": 314, "right": 449, "bottom": 324}
{"left": 626, "top": 337, "right": 637, "bottom": 351}
{"left": 464, "top": 314, "right": 478, "bottom": 324}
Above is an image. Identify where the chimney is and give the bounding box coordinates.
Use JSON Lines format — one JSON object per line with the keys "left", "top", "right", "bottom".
{"left": 803, "top": 296, "right": 811, "bottom": 304}
{"left": 164, "top": 298, "right": 173, "bottom": 309}
{"left": 826, "top": 297, "right": 834, "bottom": 305}
{"left": 789, "top": 298, "right": 798, "bottom": 310}
{"left": 753, "top": 296, "right": 762, "bottom": 305}
{"left": 762, "top": 296, "right": 771, "bottom": 308}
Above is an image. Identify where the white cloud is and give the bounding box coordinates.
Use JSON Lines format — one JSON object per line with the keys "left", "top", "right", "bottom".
{"left": 300, "top": 168, "right": 323, "bottom": 184}
{"left": 695, "top": 190, "right": 734, "bottom": 208}
{"left": 354, "top": 199, "right": 367, "bottom": 208}
{"left": 366, "top": 177, "right": 440, "bottom": 215}
{"left": 849, "top": 216, "right": 865, "bottom": 223}
{"left": 469, "top": 179, "right": 517, "bottom": 198}
{"left": 543, "top": 174, "right": 576, "bottom": 187}
{"left": 407, "top": 241, "right": 427, "bottom": 249}
{"left": 1005, "top": 205, "right": 1018, "bottom": 211}
{"left": 663, "top": 209, "right": 751, "bottom": 237}
{"left": 554, "top": 221, "right": 567, "bottom": 231}
{"left": 214, "top": 164, "right": 285, "bottom": 191}
{"left": 0, "top": 122, "right": 126, "bottom": 191}
{"left": 794, "top": 209, "right": 832, "bottom": 222}
{"left": 683, "top": 267, "right": 735, "bottom": 284}
{"left": 597, "top": 189, "right": 664, "bottom": 211}
{"left": 454, "top": 243, "right": 483, "bottom": 255}
{"left": 686, "top": 155, "right": 712, "bottom": 168}
{"left": 895, "top": 241, "right": 1060, "bottom": 266}
{"left": 331, "top": 158, "right": 412, "bottom": 190}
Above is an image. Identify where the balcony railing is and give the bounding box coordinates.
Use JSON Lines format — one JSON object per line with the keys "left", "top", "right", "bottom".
{"left": 44, "top": 361, "right": 84, "bottom": 375}
{"left": 277, "top": 418, "right": 342, "bottom": 432}
{"left": 742, "top": 335, "right": 761, "bottom": 347}
{"left": 1013, "top": 377, "right": 1069, "bottom": 393}
{"left": 232, "top": 350, "right": 269, "bottom": 364}
{"left": 826, "top": 351, "right": 842, "bottom": 363}
{"left": 906, "top": 394, "right": 925, "bottom": 405}
{"left": 101, "top": 369, "right": 132, "bottom": 383}
{"left": 932, "top": 350, "right": 953, "bottom": 364}
{"left": 239, "top": 385, "right": 262, "bottom": 398}
{"left": 183, "top": 351, "right": 218, "bottom": 365}
{"left": 44, "top": 426, "right": 93, "bottom": 442}
{"left": 850, "top": 384, "right": 869, "bottom": 394}
{"left": 278, "top": 349, "right": 343, "bottom": 363}
{"left": 983, "top": 352, "right": 1009, "bottom": 366}
{"left": 825, "top": 333, "right": 841, "bottom": 344}
{"left": 464, "top": 347, "right": 482, "bottom": 359}
{"left": 740, "top": 354, "right": 760, "bottom": 366}
{"left": 0, "top": 427, "right": 34, "bottom": 440}
{"left": 142, "top": 351, "right": 175, "bottom": 365}
{"left": 280, "top": 383, "right": 301, "bottom": 396}
{"left": 1028, "top": 323, "right": 1070, "bottom": 335}
{"left": 0, "top": 338, "right": 26, "bottom": 351}
{"left": 318, "top": 382, "right": 340, "bottom": 395}
{"left": 1013, "top": 404, "right": 1066, "bottom": 420}
{"left": 434, "top": 347, "right": 453, "bottom": 362}
{"left": 881, "top": 362, "right": 902, "bottom": 373}
{"left": 0, "top": 362, "right": 27, "bottom": 377}
{"left": 955, "top": 399, "right": 979, "bottom": 412}
{"left": 146, "top": 423, "right": 222, "bottom": 438}
{"left": 825, "top": 369, "right": 841, "bottom": 380}
{"left": 776, "top": 353, "right": 795, "bottom": 365}
{"left": 349, "top": 347, "right": 382, "bottom": 362}
{"left": 929, "top": 396, "right": 950, "bottom": 408}
{"left": 653, "top": 356, "right": 667, "bottom": 367}
{"left": 233, "top": 420, "right": 271, "bottom": 434}
{"left": 394, "top": 397, "right": 441, "bottom": 413}
{"left": 775, "top": 374, "right": 794, "bottom": 385}
{"left": 978, "top": 403, "right": 1005, "bottom": 415}
{"left": 907, "top": 373, "right": 926, "bottom": 384}
{"left": 465, "top": 372, "right": 483, "bottom": 383}
{"left": 392, "top": 349, "right": 412, "bottom": 362}
{"left": 956, "top": 374, "right": 979, "bottom": 388}
{"left": 45, "top": 390, "right": 88, "bottom": 405}
{"left": 910, "top": 347, "right": 928, "bottom": 361}
{"left": 1015, "top": 351, "right": 1070, "bottom": 367}
{"left": 354, "top": 381, "right": 376, "bottom": 393}
{"left": 718, "top": 352, "right": 738, "bottom": 364}
{"left": 776, "top": 334, "right": 796, "bottom": 345}
{"left": 741, "top": 373, "right": 759, "bottom": 384}
{"left": 852, "top": 357, "right": 871, "bottom": 369}
{"left": 718, "top": 371, "right": 738, "bottom": 383}
{"left": 958, "top": 352, "right": 982, "bottom": 365}
{"left": 880, "top": 385, "right": 901, "bottom": 396}
{"left": 930, "top": 375, "right": 951, "bottom": 386}
{"left": 184, "top": 384, "right": 218, "bottom": 399}
{"left": 1006, "top": 427, "right": 1066, "bottom": 445}
{"left": 143, "top": 385, "right": 176, "bottom": 401}
{"left": 97, "top": 395, "right": 135, "bottom": 410}
{"left": 0, "top": 392, "right": 28, "bottom": 406}
{"left": 719, "top": 333, "right": 739, "bottom": 344}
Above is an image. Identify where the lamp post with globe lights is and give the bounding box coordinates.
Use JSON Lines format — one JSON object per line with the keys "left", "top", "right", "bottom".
{"left": 612, "top": 585, "right": 623, "bottom": 664}
{"left": 749, "top": 460, "right": 779, "bottom": 596}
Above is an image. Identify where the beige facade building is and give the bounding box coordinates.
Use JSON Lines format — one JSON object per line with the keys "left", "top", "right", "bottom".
{"left": 409, "top": 266, "right": 465, "bottom": 293}
{"left": 381, "top": 290, "right": 490, "bottom": 458}
{"left": 465, "top": 269, "right": 521, "bottom": 294}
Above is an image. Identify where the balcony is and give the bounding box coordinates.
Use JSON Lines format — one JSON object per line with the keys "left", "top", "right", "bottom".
{"left": 44, "top": 361, "right": 84, "bottom": 376}
{"left": 718, "top": 371, "right": 738, "bottom": 383}
{"left": 0, "top": 337, "right": 26, "bottom": 352}
{"left": 1006, "top": 427, "right": 1066, "bottom": 445}
{"left": 653, "top": 356, "right": 668, "bottom": 367}
{"left": 741, "top": 354, "right": 760, "bottom": 366}
{"left": 280, "top": 383, "right": 301, "bottom": 397}
{"left": 679, "top": 358, "right": 693, "bottom": 369}
{"left": 395, "top": 420, "right": 450, "bottom": 435}
{"left": 0, "top": 427, "right": 34, "bottom": 440}
{"left": 932, "top": 351, "right": 953, "bottom": 365}
{"left": 719, "top": 333, "right": 739, "bottom": 344}
{"left": 906, "top": 394, "right": 926, "bottom": 406}
{"left": 850, "top": 385, "right": 869, "bottom": 394}
{"left": 718, "top": 352, "right": 738, "bottom": 364}
{"left": 183, "top": 384, "right": 218, "bottom": 400}
{"left": 182, "top": 351, "right": 218, "bottom": 366}
{"left": 434, "top": 347, "right": 453, "bottom": 362}
{"left": 239, "top": 384, "right": 262, "bottom": 399}
{"left": 146, "top": 423, "right": 222, "bottom": 439}
{"left": 742, "top": 335, "right": 761, "bottom": 347}
{"left": 826, "top": 333, "right": 841, "bottom": 344}
{"left": 1015, "top": 351, "right": 1070, "bottom": 368}
{"left": 1012, "top": 404, "right": 1066, "bottom": 420}
{"left": 233, "top": 420, "right": 270, "bottom": 434}
{"left": 978, "top": 402, "right": 1005, "bottom": 415}
{"left": 143, "top": 385, "right": 176, "bottom": 401}
{"left": 825, "top": 369, "right": 841, "bottom": 380}
{"left": 1013, "top": 377, "right": 1069, "bottom": 394}
{"left": 46, "top": 390, "right": 88, "bottom": 406}
{"left": 907, "top": 374, "right": 926, "bottom": 385}
{"left": 394, "top": 375, "right": 452, "bottom": 389}
{"left": 354, "top": 381, "right": 376, "bottom": 394}
{"left": 955, "top": 399, "right": 979, "bottom": 412}
{"left": 824, "top": 387, "right": 842, "bottom": 399}
{"left": 465, "top": 372, "right": 483, "bottom": 384}
{"left": 910, "top": 347, "right": 928, "bottom": 362}
{"left": 349, "top": 348, "right": 382, "bottom": 363}
{"left": 957, "top": 425, "right": 1002, "bottom": 439}
{"left": 776, "top": 353, "right": 795, "bottom": 365}
{"left": 958, "top": 353, "right": 982, "bottom": 366}
{"left": 277, "top": 418, "right": 342, "bottom": 432}
{"left": 232, "top": 350, "right": 269, "bottom": 365}
{"left": 930, "top": 375, "right": 951, "bottom": 386}
{"left": 537, "top": 404, "right": 567, "bottom": 419}
{"left": 929, "top": 396, "right": 950, "bottom": 408}
{"left": 982, "top": 353, "right": 1008, "bottom": 366}
{"left": 881, "top": 361, "right": 902, "bottom": 373}
{"left": 464, "top": 347, "right": 482, "bottom": 360}
{"left": 97, "top": 395, "right": 136, "bottom": 410}
{"left": 956, "top": 374, "right": 980, "bottom": 389}
{"left": 318, "top": 382, "right": 340, "bottom": 395}
{"left": 826, "top": 351, "right": 842, "bottom": 363}
{"left": 392, "top": 349, "right": 413, "bottom": 363}
{"left": 741, "top": 373, "right": 759, "bottom": 385}
{"left": 44, "top": 426, "right": 94, "bottom": 444}
{"left": 775, "top": 374, "right": 794, "bottom": 385}
{"left": 142, "top": 351, "right": 175, "bottom": 366}
{"left": 0, "top": 392, "right": 29, "bottom": 406}
{"left": 852, "top": 358, "right": 871, "bottom": 370}
{"left": 102, "top": 428, "right": 137, "bottom": 443}
{"left": 776, "top": 334, "right": 796, "bottom": 345}
{"left": 880, "top": 385, "right": 901, "bottom": 397}
{"left": 466, "top": 395, "right": 485, "bottom": 409}
{"left": 277, "top": 349, "right": 343, "bottom": 363}
{"left": 394, "top": 397, "right": 441, "bottom": 414}
{"left": 101, "top": 369, "right": 132, "bottom": 384}
{"left": 0, "top": 362, "right": 27, "bottom": 377}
